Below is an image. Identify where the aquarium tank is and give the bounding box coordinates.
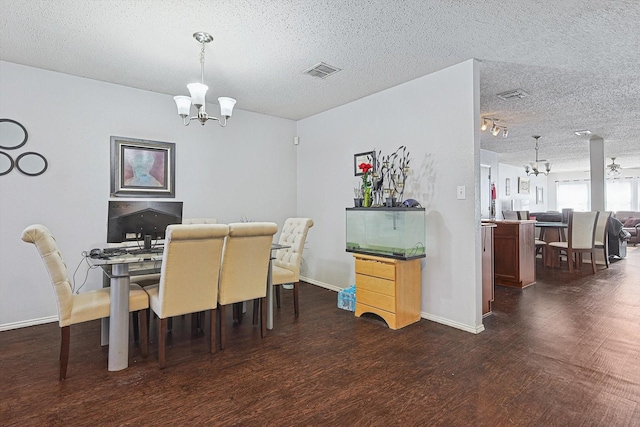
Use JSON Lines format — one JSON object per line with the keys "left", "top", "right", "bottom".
{"left": 345, "top": 207, "right": 425, "bottom": 260}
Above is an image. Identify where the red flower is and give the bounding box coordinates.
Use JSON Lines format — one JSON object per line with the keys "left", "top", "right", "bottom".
{"left": 359, "top": 163, "right": 372, "bottom": 174}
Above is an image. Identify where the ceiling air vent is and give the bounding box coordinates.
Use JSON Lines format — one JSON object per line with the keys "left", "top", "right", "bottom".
{"left": 574, "top": 130, "right": 592, "bottom": 136}
{"left": 303, "top": 62, "right": 341, "bottom": 79}
{"left": 496, "top": 89, "right": 529, "bottom": 100}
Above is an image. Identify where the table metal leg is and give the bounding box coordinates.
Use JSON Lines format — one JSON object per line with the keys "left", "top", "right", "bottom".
{"left": 109, "top": 263, "right": 130, "bottom": 371}
{"left": 266, "top": 258, "right": 273, "bottom": 330}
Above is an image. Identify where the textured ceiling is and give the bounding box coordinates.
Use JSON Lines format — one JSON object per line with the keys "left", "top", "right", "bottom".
{"left": 1, "top": 0, "right": 638, "bottom": 172}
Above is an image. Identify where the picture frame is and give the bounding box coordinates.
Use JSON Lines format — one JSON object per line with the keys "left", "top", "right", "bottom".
{"left": 505, "top": 178, "right": 511, "bottom": 196}
{"left": 354, "top": 151, "right": 376, "bottom": 176}
{"left": 110, "top": 136, "right": 175, "bottom": 198}
{"left": 536, "top": 186, "right": 544, "bottom": 204}
{"left": 518, "top": 177, "right": 530, "bottom": 195}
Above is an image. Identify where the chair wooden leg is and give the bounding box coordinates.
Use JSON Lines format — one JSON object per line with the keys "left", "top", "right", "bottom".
{"left": 139, "top": 309, "right": 148, "bottom": 358}
{"left": 603, "top": 246, "right": 609, "bottom": 268}
{"left": 568, "top": 249, "right": 574, "bottom": 273}
{"left": 293, "top": 281, "right": 299, "bottom": 318}
{"left": 591, "top": 250, "right": 597, "bottom": 274}
{"left": 219, "top": 304, "right": 226, "bottom": 350}
{"left": 132, "top": 312, "right": 140, "bottom": 342}
{"left": 210, "top": 309, "right": 216, "bottom": 354}
{"left": 252, "top": 299, "right": 259, "bottom": 325}
{"left": 159, "top": 317, "right": 167, "bottom": 369}
{"left": 261, "top": 297, "right": 266, "bottom": 338}
{"left": 59, "top": 326, "right": 70, "bottom": 380}
{"left": 167, "top": 317, "right": 172, "bottom": 331}
{"left": 275, "top": 285, "right": 281, "bottom": 308}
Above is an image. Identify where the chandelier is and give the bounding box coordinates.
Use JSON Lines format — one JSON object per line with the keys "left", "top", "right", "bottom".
{"left": 173, "top": 32, "right": 236, "bottom": 126}
{"left": 607, "top": 157, "right": 622, "bottom": 176}
{"left": 480, "top": 117, "right": 508, "bottom": 138}
{"left": 524, "top": 136, "right": 551, "bottom": 176}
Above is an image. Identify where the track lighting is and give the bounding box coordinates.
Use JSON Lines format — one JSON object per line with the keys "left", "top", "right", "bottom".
{"left": 480, "top": 117, "right": 508, "bottom": 138}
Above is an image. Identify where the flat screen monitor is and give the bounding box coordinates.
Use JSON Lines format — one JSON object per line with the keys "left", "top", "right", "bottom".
{"left": 107, "top": 201, "right": 183, "bottom": 247}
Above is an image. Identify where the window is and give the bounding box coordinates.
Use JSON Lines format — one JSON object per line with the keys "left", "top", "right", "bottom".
{"left": 557, "top": 181, "right": 590, "bottom": 211}
{"left": 606, "top": 180, "right": 633, "bottom": 211}
{"left": 556, "top": 177, "right": 640, "bottom": 212}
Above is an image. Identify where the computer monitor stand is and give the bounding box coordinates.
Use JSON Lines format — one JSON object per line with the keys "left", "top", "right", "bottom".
{"left": 143, "top": 234, "right": 152, "bottom": 250}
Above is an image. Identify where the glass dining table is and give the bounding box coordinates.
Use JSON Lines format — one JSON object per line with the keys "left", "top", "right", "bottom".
{"left": 90, "top": 243, "right": 288, "bottom": 371}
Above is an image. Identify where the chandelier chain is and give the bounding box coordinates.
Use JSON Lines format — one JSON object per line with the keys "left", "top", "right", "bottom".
{"left": 199, "top": 43, "right": 206, "bottom": 84}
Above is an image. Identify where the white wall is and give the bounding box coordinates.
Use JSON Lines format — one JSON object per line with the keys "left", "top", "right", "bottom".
{"left": 498, "top": 164, "right": 548, "bottom": 217}
{"left": 0, "top": 61, "right": 297, "bottom": 329}
{"left": 296, "top": 60, "right": 484, "bottom": 333}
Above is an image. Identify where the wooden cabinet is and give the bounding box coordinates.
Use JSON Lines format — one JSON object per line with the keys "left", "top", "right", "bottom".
{"left": 353, "top": 253, "right": 421, "bottom": 329}
{"left": 481, "top": 224, "right": 496, "bottom": 315}
{"left": 492, "top": 220, "right": 536, "bottom": 288}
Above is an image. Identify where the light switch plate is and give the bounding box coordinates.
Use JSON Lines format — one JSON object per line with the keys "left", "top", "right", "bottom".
{"left": 457, "top": 185, "right": 466, "bottom": 200}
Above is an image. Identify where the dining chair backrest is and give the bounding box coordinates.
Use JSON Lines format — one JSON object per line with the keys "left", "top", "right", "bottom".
{"left": 562, "top": 208, "right": 574, "bottom": 224}
{"left": 21, "top": 224, "right": 75, "bottom": 327}
{"left": 569, "top": 211, "right": 599, "bottom": 250}
{"left": 182, "top": 218, "right": 218, "bottom": 224}
{"left": 517, "top": 210, "right": 530, "bottom": 220}
{"left": 218, "top": 222, "right": 278, "bottom": 305}
{"left": 502, "top": 210, "right": 519, "bottom": 220}
{"left": 156, "top": 224, "right": 229, "bottom": 318}
{"left": 274, "top": 218, "right": 314, "bottom": 281}
{"left": 594, "top": 211, "right": 612, "bottom": 244}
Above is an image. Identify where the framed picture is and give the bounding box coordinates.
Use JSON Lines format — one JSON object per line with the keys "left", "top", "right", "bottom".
{"left": 354, "top": 151, "right": 376, "bottom": 176}
{"left": 110, "top": 136, "right": 175, "bottom": 198}
{"left": 536, "top": 186, "right": 544, "bottom": 204}
{"left": 505, "top": 178, "right": 511, "bottom": 196}
{"left": 518, "top": 177, "right": 530, "bottom": 195}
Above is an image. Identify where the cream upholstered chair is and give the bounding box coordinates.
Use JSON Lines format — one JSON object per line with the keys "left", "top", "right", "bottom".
{"left": 594, "top": 211, "right": 612, "bottom": 268}
{"left": 130, "top": 217, "right": 219, "bottom": 336}
{"left": 218, "top": 222, "right": 278, "bottom": 349}
{"left": 271, "top": 218, "right": 314, "bottom": 317}
{"left": 130, "top": 217, "right": 218, "bottom": 287}
{"left": 143, "top": 224, "right": 228, "bottom": 368}
{"left": 548, "top": 211, "right": 599, "bottom": 273}
{"left": 182, "top": 217, "right": 218, "bottom": 225}
{"left": 21, "top": 224, "right": 149, "bottom": 379}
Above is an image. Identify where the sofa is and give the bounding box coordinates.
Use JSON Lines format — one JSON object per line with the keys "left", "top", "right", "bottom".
{"left": 614, "top": 211, "right": 640, "bottom": 246}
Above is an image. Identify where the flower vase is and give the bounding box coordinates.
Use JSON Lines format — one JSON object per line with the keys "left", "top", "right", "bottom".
{"left": 363, "top": 187, "right": 372, "bottom": 207}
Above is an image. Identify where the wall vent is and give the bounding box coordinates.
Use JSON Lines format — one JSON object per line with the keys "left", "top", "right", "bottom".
{"left": 574, "top": 130, "right": 592, "bottom": 136}
{"left": 496, "top": 89, "right": 529, "bottom": 100}
{"left": 303, "top": 62, "right": 341, "bottom": 79}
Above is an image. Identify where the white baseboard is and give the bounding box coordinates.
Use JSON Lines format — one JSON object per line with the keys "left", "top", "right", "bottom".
{"left": 301, "top": 277, "right": 485, "bottom": 334}
{"left": 0, "top": 315, "right": 58, "bottom": 332}
{"left": 421, "top": 312, "right": 485, "bottom": 334}
{"left": 300, "top": 276, "right": 342, "bottom": 292}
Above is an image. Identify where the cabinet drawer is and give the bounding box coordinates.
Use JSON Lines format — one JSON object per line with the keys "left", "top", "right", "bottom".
{"left": 355, "top": 258, "right": 395, "bottom": 280}
{"left": 357, "top": 288, "right": 395, "bottom": 312}
{"left": 356, "top": 273, "right": 395, "bottom": 296}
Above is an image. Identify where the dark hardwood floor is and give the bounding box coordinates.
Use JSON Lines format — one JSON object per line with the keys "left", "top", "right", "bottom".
{"left": 2, "top": 247, "right": 639, "bottom": 426}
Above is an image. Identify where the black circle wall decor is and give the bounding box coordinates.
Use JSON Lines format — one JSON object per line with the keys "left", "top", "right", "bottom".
{"left": 0, "top": 119, "right": 29, "bottom": 150}
{"left": 0, "top": 151, "right": 15, "bottom": 176}
{"left": 16, "top": 152, "right": 48, "bottom": 176}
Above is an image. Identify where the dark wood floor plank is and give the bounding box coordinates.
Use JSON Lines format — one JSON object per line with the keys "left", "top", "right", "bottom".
{"left": 1, "top": 247, "right": 639, "bottom": 425}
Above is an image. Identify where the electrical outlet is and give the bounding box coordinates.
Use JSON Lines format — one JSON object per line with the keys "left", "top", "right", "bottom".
{"left": 457, "top": 185, "right": 466, "bottom": 200}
